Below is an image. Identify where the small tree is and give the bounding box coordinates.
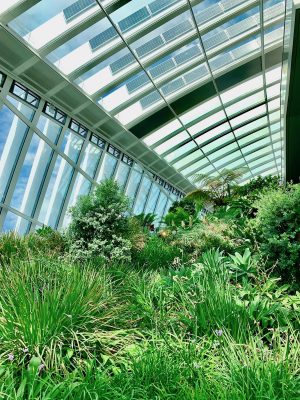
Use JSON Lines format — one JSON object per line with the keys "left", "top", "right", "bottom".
{"left": 67, "top": 179, "right": 132, "bottom": 263}
{"left": 185, "top": 168, "right": 247, "bottom": 206}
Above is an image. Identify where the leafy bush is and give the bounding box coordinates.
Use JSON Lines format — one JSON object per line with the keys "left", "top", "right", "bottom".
{"left": 250, "top": 184, "right": 300, "bottom": 286}
{"left": 67, "top": 179, "right": 132, "bottom": 263}
{"left": 0, "top": 229, "right": 66, "bottom": 265}
{"left": 173, "top": 218, "right": 240, "bottom": 258}
{"left": 132, "top": 235, "right": 184, "bottom": 269}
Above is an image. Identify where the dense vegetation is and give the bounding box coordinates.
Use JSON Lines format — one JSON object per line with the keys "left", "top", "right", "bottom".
{"left": 0, "top": 176, "right": 299, "bottom": 399}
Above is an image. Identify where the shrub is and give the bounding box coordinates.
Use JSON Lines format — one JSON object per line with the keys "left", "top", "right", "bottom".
{"left": 67, "top": 179, "right": 132, "bottom": 263}
{"left": 250, "top": 184, "right": 300, "bottom": 286}
{"left": 173, "top": 218, "right": 240, "bottom": 258}
{"left": 132, "top": 236, "right": 184, "bottom": 270}
{"left": 0, "top": 229, "right": 66, "bottom": 265}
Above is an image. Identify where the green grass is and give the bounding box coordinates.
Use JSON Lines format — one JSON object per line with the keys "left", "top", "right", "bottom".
{"left": 0, "top": 233, "right": 299, "bottom": 399}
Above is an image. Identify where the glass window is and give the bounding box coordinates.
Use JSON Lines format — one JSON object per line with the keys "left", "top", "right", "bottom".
{"left": 80, "top": 142, "right": 102, "bottom": 178}
{"left": 2, "top": 211, "right": 30, "bottom": 235}
{"left": 62, "top": 173, "right": 92, "bottom": 228}
{"left": 60, "top": 129, "right": 84, "bottom": 163}
{"left": 38, "top": 156, "right": 74, "bottom": 228}
{"left": 0, "top": 105, "right": 29, "bottom": 202}
{"left": 10, "top": 81, "right": 40, "bottom": 108}
{"left": 125, "top": 168, "right": 142, "bottom": 204}
{"left": 10, "top": 134, "right": 53, "bottom": 216}
{"left": 154, "top": 192, "right": 168, "bottom": 220}
{"left": 133, "top": 175, "right": 152, "bottom": 214}
{"left": 144, "top": 183, "right": 160, "bottom": 215}
{"left": 97, "top": 152, "right": 118, "bottom": 182}
{"left": 44, "top": 103, "right": 67, "bottom": 124}
{"left": 115, "top": 162, "right": 131, "bottom": 189}
{"left": 36, "top": 114, "right": 62, "bottom": 144}
{"left": 6, "top": 95, "right": 36, "bottom": 121}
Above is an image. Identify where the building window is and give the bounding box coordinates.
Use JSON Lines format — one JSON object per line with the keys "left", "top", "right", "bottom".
{"left": 122, "top": 153, "right": 134, "bottom": 166}
{"left": 10, "top": 81, "right": 40, "bottom": 108}
{"left": 107, "top": 144, "right": 121, "bottom": 158}
{"left": 44, "top": 102, "right": 67, "bottom": 124}
{"left": 0, "top": 71, "right": 6, "bottom": 87}
{"left": 69, "top": 119, "right": 88, "bottom": 138}
{"left": 90, "top": 133, "right": 106, "bottom": 149}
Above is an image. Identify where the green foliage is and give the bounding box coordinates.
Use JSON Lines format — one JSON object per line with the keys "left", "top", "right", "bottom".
{"left": 168, "top": 197, "right": 197, "bottom": 215}
{"left": 133, "top": 212, "right": 156, "bottom": 228}
{"left": 228, "top": 248, "right": 257, "bottom": 281}
{"left": 173, "top": 218, "right": 239, "bottom": 257}
{"left": 132, "top": 235, "right": 184, "bottom": 269}
{"left": 0, "top": 230, "right": 66, "bottom": 265}
{"left": 250, "top": 184, "right": 300, "bottom": 286}
{"left": 67, "top": 179, "right": 132, "bottom": 263}
{"left": 186, "top": 168, "right": 247, "bottom": 206}
{"left": 163, "top": 206, "right": 190, "bottom": 228}
{"left": 236, "top": 174, "right": 281, "bottom": 198}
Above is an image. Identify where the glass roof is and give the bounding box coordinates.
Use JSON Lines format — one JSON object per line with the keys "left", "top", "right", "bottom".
{"left": 3, "top": 0, "right": 287, "bottom": 184}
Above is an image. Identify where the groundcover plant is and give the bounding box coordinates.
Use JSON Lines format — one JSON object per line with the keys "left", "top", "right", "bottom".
{"left": 0, "top": 178, "right": 299, "bottom": 400}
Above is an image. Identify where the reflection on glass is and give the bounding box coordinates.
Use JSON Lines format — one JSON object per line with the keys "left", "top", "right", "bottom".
{"left": 0, "top": 105, "right": 29, "bottom": 202}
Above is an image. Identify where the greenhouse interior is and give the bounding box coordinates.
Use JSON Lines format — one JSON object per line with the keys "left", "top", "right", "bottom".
{"left": 0, "top": 0, "right": 299, "bottom": 398}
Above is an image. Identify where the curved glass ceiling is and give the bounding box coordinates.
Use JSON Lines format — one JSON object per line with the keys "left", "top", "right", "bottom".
{"left": 3, "top": 0, "right": 286, "bottom": 185}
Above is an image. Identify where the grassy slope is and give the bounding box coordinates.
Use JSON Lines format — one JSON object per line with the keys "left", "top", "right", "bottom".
{"left": 0, "top": 235, "right": 299, "bottom": 399}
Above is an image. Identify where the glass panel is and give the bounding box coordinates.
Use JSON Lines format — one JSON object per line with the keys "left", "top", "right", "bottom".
{"left": 154, "top": 191, "right": 168, "bottom": 220}
{"left": 144, "top": 183, "right": 160, "bottom": 214}
{"left": 7, "top": 95, "right": 36, "bottom": 121}
{"left": 97, "top": 152, "right": 118, "bottom": 182}
{"left": 10, "top": 134, "right": 53, "bottom": 216}
{"left": 0, "top": 105, "right": 29, "bottom": 202}
{"left": 38, "top": 156, "right": 74, "bottom": 228}
{"left": 62, "top": 172, "right": 92, "bottom": 227}
{"left": 2, "top": 211, "right": 30, "bottom": 235}
{"left": 125, "top": 168, "right": 142, "bottom": 205}
{"left": 133, "top": 175, "right": 152, "bottom": 214}
{"left": 80, "top": 142, "right": 102, "bottom": 178}
{"left": 143, "top": 119, "right": 181, "bottom": 146}
{"left": 154, "top": 131, "right": 189, "bottom": 155}
{"left": 115, "top": 162, "right": 130, "bottom": 189}
{"left": 60, "top": 129, "right": 84, "bottom": 163}
{"left": 36, "top": 114, "right": 62, "bottom": 144}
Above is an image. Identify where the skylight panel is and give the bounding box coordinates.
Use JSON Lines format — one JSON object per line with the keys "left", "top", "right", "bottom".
{"left": 135, "top": 36, "right": 165, "bottom": 58}
{"left": 174, "top": 45, "right": 202, "bottom": 65}
{"left": 242, "top": 138, "right": 272, "bottom": 155}
{"left": 89, "top": 27, "right": 118, "bottom": 51}
{"left": 188, "top": 110, "right": 226, "bottom": 136}
{"left": 234, "top": 116, "right": 269, "bottom": 138}
{"left": 154, "top": 131, "right": 190, "bottom": 155}
{"left": 213, "top": 150, "right": 241, "bottom": 168}
{"left": 140, "top": 91, "right": 161, "bottom": 109}
{"left": 225, "top": 91, "right": 265, "bottom": 117}
{"left": 63, "top": 0, "right": 96, "bottom": 22}
{"left": 118, "top": 7, "right": 151, "bottom": 33}
{"left": 238, "top": 128, "right": 269, "bottom": 147}
{"left": 165, "top": 141, "right": 197, "bottom": 163}
{"left": 181, "top": 158, "right": 209, "bottom": 176}
{"left": 220, "top": 75, "right": 264, "bottom": 104}
{"left": 172, "top": 150, "right": 204, "bottom": 170}
{"left": 202, "top": 133, "right": 235, "bottom": 154}
{"left": 162, "top": 19, "right": 193, "bottom": 42}
{"left": 180, "top": 96, "right": 220, "bottom": 125}
{"left": 110, "top": 53, "right": 136, "bottom": 74}
{"left": 143, "top": 119, "right": 182, "bottom": 146}
{"left": 206, "top": 142, "right": 239, "bottom": 162}
{"left": 230, "top": 104, "right": 267, "bottom": 128}
{"left": 148, "top": 0, "right": 178, "bottom": 15}
{"left": 195, "top": 122, "right": 231, "bottom": 145}
{"left": 149, "top": 59, "right": 176, "bottom": 79}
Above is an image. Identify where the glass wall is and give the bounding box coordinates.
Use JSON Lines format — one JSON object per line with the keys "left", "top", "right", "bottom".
{"left": 0, "top": 72, "right": 182, "bottom": 234}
